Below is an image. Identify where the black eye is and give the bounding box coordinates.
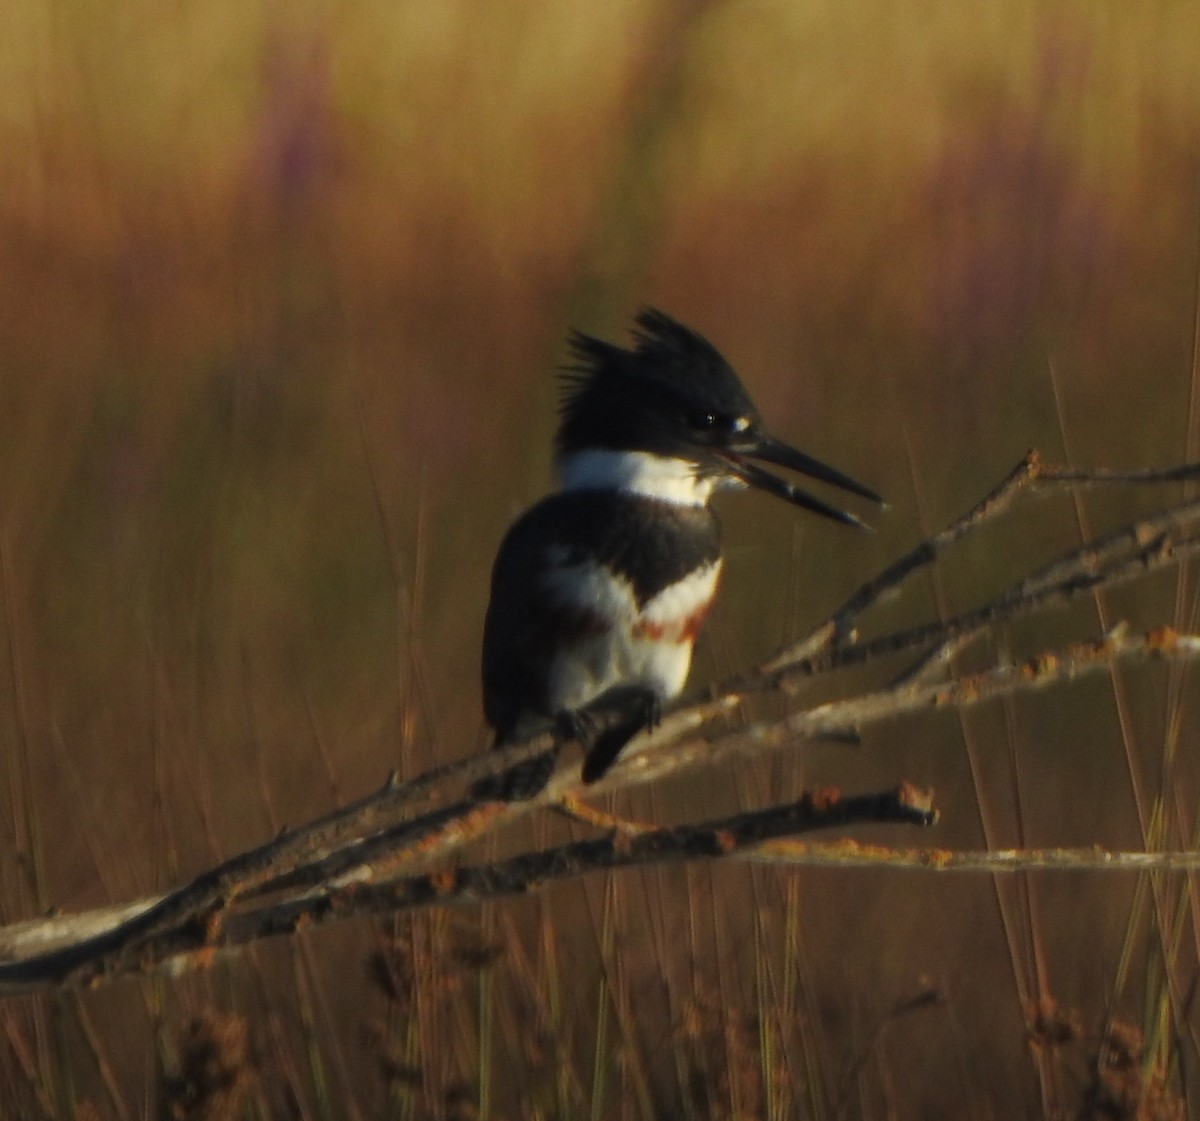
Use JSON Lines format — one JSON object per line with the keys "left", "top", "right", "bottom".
{"left": 692, "top": 411, "right": 752, "bottom": 436}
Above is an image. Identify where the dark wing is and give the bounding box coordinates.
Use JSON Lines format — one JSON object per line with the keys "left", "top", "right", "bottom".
{"left": 481, "top": 501, "right": 583, "bottom": 740}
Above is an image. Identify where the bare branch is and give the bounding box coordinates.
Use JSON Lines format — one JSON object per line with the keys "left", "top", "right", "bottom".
{"left": 765, "top": 451, "right": 1044, "bottom": 667}
{"left": 3, "top": 452, "right": 1200, "bottom": 999}
{"left": 0, "top": 785, "right": 935, "bottom": 994}
{"left": 239, "top": 784, "right": 936, "bottom": 931}
{"left": 740, "top": 843, "right": 1200, "bottom": 873}
{"left": 763, "top": 451, "right": 1200, "bottom": 670}
{"left": 226, "top": 623, "right": 1200, "bottom": 898}
{"left": 597, "top": 626, "right": 1200, "bottom": 793}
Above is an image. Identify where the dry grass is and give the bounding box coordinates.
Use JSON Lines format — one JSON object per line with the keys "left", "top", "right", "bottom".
{"left": 2, "top": 0, "right": 1200, "bottom": 1116}
{"left": 158, "top": 1013, "right": 253, "bottom": 1121}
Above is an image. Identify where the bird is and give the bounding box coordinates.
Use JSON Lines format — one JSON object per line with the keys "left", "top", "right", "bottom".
{"left": 479, "top": 308, "right": 882, "bottom": 798}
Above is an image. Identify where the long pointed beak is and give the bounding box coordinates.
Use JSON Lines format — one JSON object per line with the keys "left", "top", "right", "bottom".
{"left": 721, "top": 434, "right": 884, "bottom": 530}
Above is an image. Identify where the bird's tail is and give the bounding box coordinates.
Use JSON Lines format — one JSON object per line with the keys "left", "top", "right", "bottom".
{"left": 471, "top": 741, "right": 560, "bottom": 802}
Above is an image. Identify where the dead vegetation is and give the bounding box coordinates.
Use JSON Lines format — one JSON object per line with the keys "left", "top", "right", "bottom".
{"left": 2, "top": 454, "right": 1199, "bottom": 1009}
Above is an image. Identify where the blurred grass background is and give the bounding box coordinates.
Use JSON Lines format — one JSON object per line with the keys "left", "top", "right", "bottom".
{"left": 2, "top": 0, "right": 1200, "bottom": 1116}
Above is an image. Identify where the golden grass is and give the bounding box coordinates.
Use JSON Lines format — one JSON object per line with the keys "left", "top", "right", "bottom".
{"left": 2, "top": 0, "right": 1200, "bottom": 1115}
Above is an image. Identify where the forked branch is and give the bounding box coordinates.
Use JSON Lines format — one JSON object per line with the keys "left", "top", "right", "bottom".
{"left": 1, "top": 451, "right": 1199, "bottom": 996}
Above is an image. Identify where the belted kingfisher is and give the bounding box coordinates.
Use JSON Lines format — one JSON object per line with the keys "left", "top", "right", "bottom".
{"left": 481, "top": 309, "right": 882, "bottom": 797}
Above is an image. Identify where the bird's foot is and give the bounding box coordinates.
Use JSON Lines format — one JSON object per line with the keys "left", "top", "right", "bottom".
{"left": 579, "top": 686, "right": 662, "bottom": 784}
{"left": 554, "top": 795, "right": 656, "bottom": 836}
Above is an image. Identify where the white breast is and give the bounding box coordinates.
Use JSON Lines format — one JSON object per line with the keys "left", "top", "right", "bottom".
{"left": 540, "top": 557, "right": 722, "bottom": 716}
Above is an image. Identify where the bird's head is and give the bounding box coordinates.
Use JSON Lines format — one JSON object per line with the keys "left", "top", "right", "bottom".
{"left": 555, "top": 308, "right": 883, "bottom": 525}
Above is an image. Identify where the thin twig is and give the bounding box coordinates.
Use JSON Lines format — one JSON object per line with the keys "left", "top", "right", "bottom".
{"left": 592, "top": 626, "right": 1200, "bottom": 793}
{"left": 764, "top": 452, "right": 1043, "bottom": 668}
{"left": 747, "top": 518, "right": 1200, "bottom": 695}
{"left": 740, "top": 842, "right": 1200, "bottom": 873}
{"left": 764, "top": 452, "right": 1200, "bottom": 670}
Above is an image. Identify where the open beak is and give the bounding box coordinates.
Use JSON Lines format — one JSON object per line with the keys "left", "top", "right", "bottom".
{"left": 720, "top": 434, "right": 885, "bottom": 530}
